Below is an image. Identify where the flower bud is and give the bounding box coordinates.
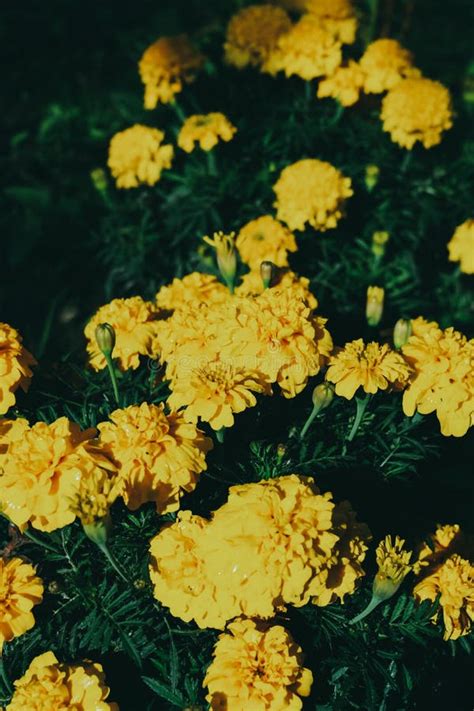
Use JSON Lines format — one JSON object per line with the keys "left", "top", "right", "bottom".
{"left": 276, "top": 443, "right": 287, "bottom": 460}
{"left": 393, "top": 318, "right": 412, "bottom": 349}
{"left": 260, "top": 261, "right": 275, "bottom": 289}
{"left": 95, "top": 323, "right": 116, "bottom": 357}
{"left": 365, "top": 164, "right": 380, "bottom": 191}
{"left": 82, "top": 514, "right": 112, "bottom": 548}
{"left": 463, "top": 62, "right": 474, "bottom": 105}
{"left": 203, "top": 232, "right": 237, "bottom": 292}
{"left": 366, "top": 286, "right": 384, "bottom": 327}
{"left": 312, "top": 382, "right": 334, "bottom": 411}
{"left": 371, "top": 231, "right": 390, "bottom": 259}
{"left": 90, "top": 168, "right": 108, "bottom": 193}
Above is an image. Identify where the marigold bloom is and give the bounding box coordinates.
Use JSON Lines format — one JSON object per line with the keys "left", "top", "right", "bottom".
{"left": 360, "top": 39, "right": 419, "bottom": 94}
{"left": 0, "top": 417, "right": 29, "bottom": 465}
{"left": 402, "top": 317, "right": 474, "bottom": 436}
{"left": 85, "top": 296, "right": 161, "bottom": 371}
{"left": 266, "top": 14, "right": 341, "bottom": 79}
{"left": 224, "top": 4, "right": 292, "bottom": 69}
{"left": 273, "top": 159, "right": 353, "bottom": 231}
{"left": 139, "top": 34, "right": 204, "bottom": 109}
{"left": 156, "top": 273, "right": 230, "bottom": 314}
{"left": 413, "top": 525, "right": 474, "bottom": 640}
{"left": 305, "top": 0, "right": 357, "bottom": 44}
{"left": 0, "top": 558, "right": 43, "bottom": 651}
{"left": 381, "top": 77, "right": 453, "bottom": 149}
{"left": 98, "top": 403, "right": 212, "bottom": 512}
{"left": 6, "top": 651, "right": 118, "bottom": 710}
{"left": 0, "top": 417, "right": 116, "bottom": 532}
{"left": 108, "top": 124, "right": 173, "bottom": 189}
{"left": 0, "top": 323, "right": 36, "bottom": 415}
{"left": 317, "top": 60, "right": 364, "bottom": 106}
{"left": 178, "top": 113, "right": 237, "bottom": 153}
{"left": 204, "top": 619, "right": 313, "bottom": 710}
{"left": 447, "top": 219, "right": 474, "bottom": 274}
{"left": 326, "top": 339, "right": 411, "bottom": 399}
{"left": 236, "top": 268, "right": 318, "bottom": 308}
{"left": 374, "top": 535, "right": 420, "bottom": 598}
{"left": 235, "top": 215, "right": 298, "bottom": 269}
{"left": 167, "top": 361, "right": 271, "bottom": 430}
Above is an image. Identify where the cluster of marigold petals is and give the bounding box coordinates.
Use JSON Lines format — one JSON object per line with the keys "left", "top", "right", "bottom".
{"left": 0, "top": 322, "right": 36, "bottom": 415}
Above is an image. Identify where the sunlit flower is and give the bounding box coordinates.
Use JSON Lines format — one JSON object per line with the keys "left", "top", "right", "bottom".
{"left": 139, "top": 34, "right": 204, "bottom": 109}
{"left": 0, "top": 417, "right": 30, "bottom": 465}
{"left": 374, "top": 535, "right": 421, "bottom": 599}
{"left": 381, "top": 77, "right": 453, "bottom": 149}
{"left": 305, "top": 0, "right": 358, "bottom": 44}
{"left": 0, "top": 417, "right": 115, "bottom": 532}
{"left": 178, "top": 113, "right": 237, "bottom": 152}
{"left": 6, "top": 651, "right": 118, "bottom": 710}
{"left": 402, "top": 317, "right": 474, "bottom": 436}
{"left": 447, "top": 219, "right": 474, "bottom": 274}
{"left": 167, "top": 361, "right": 271, "bottom": 430}
{"left": 85, "top": 296, "right": 161, "bottom": 371}
{"left": 224, "top": 4, "right": 292, "bottom": 69}
{"left": 266, "top": 14, "right": 341, "bottom": 79}
{"left": 360, "top": 39, "right": 419, "bottom": 94}
{"left": 236, "top": 268, "right": 318, "bottom": 308}
{"left": 0, "top": 323, "right": 36, "bottom": 415}
{"left": 413, "top": 524, "right": 474, "bottom": 640}
{"left": 317, "top": 60, "right": 364, "bottom": 106}
{"left": 156, "top": 272, "right": 230, "bottom": 312}
{"left": 98, "top": 403, "right": 212, "bottom": 512}
{"left": 273, "top": 159, "right": 353, "bottom": 231}
{"left": 236, "top": 215, "right": 298, "bottom": 270}
{"left": 204, "top": 619, "right": 313, "bottom": 711}
{"left": 326, "top": 339, "right": 411, "bottom": 399}
{"left": 0, "top": 558, "right": 43, "bottom": 651}
{"left": 107, "top": 125, "right": 173, "bottom": 188}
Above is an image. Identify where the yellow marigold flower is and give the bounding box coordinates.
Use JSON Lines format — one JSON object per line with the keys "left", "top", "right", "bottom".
{"left": 6, "top": 651, "right": 118, "bottom": 710}
{"left": 305, "top": 0, "right": 358, "bottom": 44}
{"left": 204, "top": 619, "right": 313, "bottom": 711}
{"left": 0, "top": 323, "right": 36, "bottom": 415}
{"left": 317, "top": 60, "right": 364, "bottom": 106}
{"left": 0, "top": 417, "right": 116, "bottom": 532}
{"left": 266, "top": 14, "right": 342, "bottom": 79}
{"left": 203, "top": 231, "right": 238, "bottom": 291}
{"left": 413, "top": 525, "right": 474, "bottom": 640}
{"left": 381, "top": 77, "right": 453, "bottom": 149}
{"left": 374, "top": 535, "right": 419, "bottom": 598}
{"left": 447, "top": 218, "right": 474, "bottom": 274}
{"left": 366, "top": 285, "right": 384, "bottom": 326}
{"left": 156, "top": 272, "right": 230, "bottom": 313}
{"left": 0, "top": 558, "right": 43, "bottom": 651}
{"left": 69, "top": 460, "right": 122, "bottom": 529}
{"left": 224, "top": 4, "right": 292, "bottom": 70}
{"left": 273, "top": 158, "right": 353, "bottom": 231}
{"left": 138, "top": 34, "right": 204, "bottom": 109}
{"left": 236, "top": 268, "right": 318, "bottom": 308}
{"left": 402, "top": 317, "right": 474, "bottom": 436}
{"left": 235, "top": 215, "right": 298, "bottom": 270}
{"left": 167, "top": 361, "right": 271, "bottom": 430}
{"left": 98, "top": 403, "right": 212, "bottom": 512}
{"left": 0, "top": 417, "right": 29, "bottom": 465}
{"left": 108, "top": 125, "right": 173, "bottom": 189}
{"left": 178, "top": 113, "right": 237, "bottom": 153}
{"left": 85, "top": 296, "right": 161, "bottom": 372}
{"left": 326, "top": 339, "right": 411, "bottom": 399}
{"left": 360, "top": 39, "right": 419, "bottom": 94}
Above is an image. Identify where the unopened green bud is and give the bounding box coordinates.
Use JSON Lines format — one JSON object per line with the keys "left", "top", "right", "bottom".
{"left": 312, "top": 382, "right": 334, "bottom": 411}
{"left": 276, "top": 443, "right": 287, "bottom": 460}
{"left": 82, "top": 514, "right": 111, "bottom": 547}
{"left": 90, "top": 168, "right": 108, "bottom": 193}
{"left": 365, "top": 164, "right": 380, "bottom": 191}
{"left": 95, "top": 323, "right": 116, "bottom": 356}
{"left": 371, "top": 231, "right": 390, "bottom": 259}
{"left": 203, "top": 232, "right": 237, "bottom": 293}
{"left": 366, "top": 286, "right": 384, "bottom": 327}
{"left": 393, "top": 318, "right": 412, "bottom": 349}
{"left": 260, "top": 261, "right": 275, "bottom": 289}
{"left": 463, "top": 61, "right": 474, "bottom": 105}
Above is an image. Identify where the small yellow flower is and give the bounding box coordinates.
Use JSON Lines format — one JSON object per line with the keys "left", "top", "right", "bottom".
{"left": 224, "top": 4, "right": 292, "bottom": 69}
{"left": 317, "top": 60, "right": 365, "bottom": 106}
{"left": 139, "top": 34, "right": 204, "bottom": 109}
{"left": 235, "top": 215, "right": 297, "bottom": 270}
{"left": 6, "top": 651, "right": 118, "bottom": 710}
{"left": 447, "top": 219, "right": 474, "bottom": 274}
{"left": 0, "top": 417, "right": 30, "bottom": 465}
{"left": 374, "top": 535, "right": 418, "bottom": 599}
{"left": 365, "top": 164, "right": 380, "bottom": 191}
{"left": 360, "top": 39, "right": 420, "bottom": 94}
{"left": 85, "top": 296, "right": 161, "bottom": 371}
{"left": 204, "top": 619, "right": 313, "bottom": 711}
{"left": 366, "top": 286, "right": 384, "bottom": 326}
{"left": 326, "top": 339, "right": 411, "bottom": 399}
{"left": 273, "top": 158, "right": 353, "bottom": 231}
{"left": 156, "top": 272, "right": 230, "bottom": 312}
{"left": 178, "top": 113, "right": 237, "bottom": 153}
{"left": 371, "top": 230, "right": 390, "bottom": 258}
{"left": 108, "top": 124, "right": 173, "bottom": 189}
{"left": 306, "top": 0, "right": 358, "bottom": 44}
{"left": 0, "top": 558, "right": 43, "bottom": 652}
{"left": 236, "top": 268, "right": 318, "bottom": 308}
{"left": 203, "top": 231, "right": 238, "bottom": 290}
{"left": 69, "top": 459, "right": 122, "bottom": 544}
{"left": 381, "top": 77, "right": 453, "bottom": 149}
{"left": 0, "top": 323, "right": 36, "bottom": 415}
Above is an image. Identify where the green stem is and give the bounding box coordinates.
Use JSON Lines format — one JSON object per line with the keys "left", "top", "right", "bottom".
{"left": 104, "top": 353, "right": 120, "bottom": 406}
{"left": 350, "top": 594, "right": 383, "bottom": 625}
{"left": 216, "top": 427, "right": 226, "bottom": 444}
{"left": 223, "top": 275, "right": 235, "bottom": 295}
{"left": 0, "top": 657, "right": 12, "bottom": 694}
{"left": 366, "top": 0, "right": 379, "bottom": 45}
{"left": 170, "top": 99, "right": 186, "bottom": 122}
{"left": 206, "top": 150, "right": 217, "bottom": 176}
{"left": 300, "top": 404, "right": 320, "bottom": 439}
{"left": 97, "top": 541, "right": 129, "bottom": 583}
{"left": 23, "top": 529, "right": 60, "bottom": 553}
{"left": 305, "top": 80, "right": 313, "bottom": 102}
{"left": 401, "top": 150, "right": 413, "bottom": 173}
{"left": 347, "top": 394, "right": 370, "bottom": 442}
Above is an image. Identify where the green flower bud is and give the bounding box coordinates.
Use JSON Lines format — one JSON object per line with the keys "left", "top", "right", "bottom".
{"left": 393, "top": 318, "right": 412, "bottom": 349}
{"left": 365, "top": 164, "right": 380, "bottom": 191}
{"left": 95, "top": 323, "right": 116, "bottom": 357}
{"left": 312, "top": 382, "right": 334, "bottom": 411}
{"left": 366, "top": 286, "right": 384, "bottom": 327}
{"left": 260, "top": 261, "right": 275, "bottom": 289}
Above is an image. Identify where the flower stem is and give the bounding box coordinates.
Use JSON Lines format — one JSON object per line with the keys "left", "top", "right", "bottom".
{"left": 305, "top": 80, "right": 312, "bottom": 102}
{"left": 97, "top": 541, "right": 128, "bottom": 583}
{"left": 300, "top": 404, "right": 320, "bottom": 439}
{"left": 206, "top": 150, "right": 217, "bottom": 176}
{"left": 347, "top": 394, "right": 370, "bottom": 442}
{"left": 170, "top": 99, "right": 186, "bottom": 122}
{"left": 350, "top": 594, "right": 383, "bottom": 625}
{"left": 216, "top": 427, "right": 226, "bottom": 444}
{"left": 104, "top": 353, "right": 120, "bottom": 406}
